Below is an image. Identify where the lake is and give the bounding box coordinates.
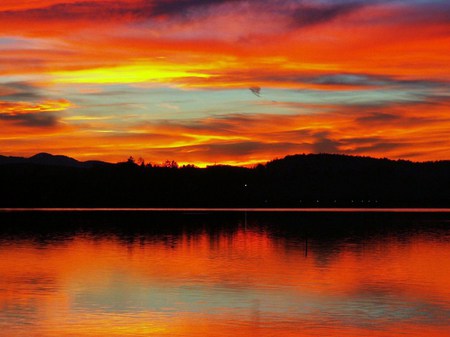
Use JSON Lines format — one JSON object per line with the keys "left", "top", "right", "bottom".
{"left": 0, "top": 211, "right": 449, "bottom": 336}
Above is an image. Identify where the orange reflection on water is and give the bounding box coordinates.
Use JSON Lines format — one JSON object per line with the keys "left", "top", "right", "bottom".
{"left": 0, "top": 226, "right": 449, "bottom": 336}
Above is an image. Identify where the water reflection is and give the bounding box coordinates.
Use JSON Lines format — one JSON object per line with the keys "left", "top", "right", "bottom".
{"left": 0, "top": 212, "right": 449, "bottom": 336}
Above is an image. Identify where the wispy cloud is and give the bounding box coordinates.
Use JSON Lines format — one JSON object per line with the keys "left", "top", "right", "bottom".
{"left": 0, "top": 0, "right": 449, "bottom": 163}
{"left": 0, "top": 99, "right": 71, "bottom": 127}
{"left": 290, "top": 1, "right": 365, "bottom": 27}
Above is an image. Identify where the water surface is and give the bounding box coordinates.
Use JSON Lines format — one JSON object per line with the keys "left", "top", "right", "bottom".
{"left": 0, "top": 212, "right": 449, "bottom": 336}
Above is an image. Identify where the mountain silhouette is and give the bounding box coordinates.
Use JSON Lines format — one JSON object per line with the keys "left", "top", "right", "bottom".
{"left": 0, "top": 153, "right": 449, "bottom": 208}
{"left": 0, "top": 153, "right": 111, "bottom": 168}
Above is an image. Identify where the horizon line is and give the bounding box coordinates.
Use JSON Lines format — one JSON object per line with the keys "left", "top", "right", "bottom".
{"left": 2, "top": 151, "right": 450, "bottom": 169}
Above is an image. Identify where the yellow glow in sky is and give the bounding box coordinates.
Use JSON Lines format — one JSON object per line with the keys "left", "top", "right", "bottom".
{"left": 52, "top": 62, "right": 211, "bottom": 84}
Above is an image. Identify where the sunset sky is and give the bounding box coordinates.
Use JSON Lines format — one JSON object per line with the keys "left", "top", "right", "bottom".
{"left": 1, "top": 0, "right": 449, "bottom": 166}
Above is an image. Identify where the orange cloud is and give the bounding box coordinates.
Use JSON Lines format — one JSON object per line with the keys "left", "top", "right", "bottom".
{"left": 3, "top": 94, "right": 445, "bottom": 166}
{"left": 0, "top": 1, "right": 449, "bottom": 164}
{"left": 0, "top": 1, "right": 447, "bottom": 86}
{"left": 0, "top": 99, "right": 71, "bottom": 127}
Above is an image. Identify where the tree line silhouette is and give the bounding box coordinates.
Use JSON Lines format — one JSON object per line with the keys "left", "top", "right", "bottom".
{"left": 1, "top": 153, "right": 449, "bottom": 207}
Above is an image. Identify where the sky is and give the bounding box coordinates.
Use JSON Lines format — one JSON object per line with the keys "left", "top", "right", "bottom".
{"left": 0, "top": 0, "right": 449, "bottom": 166}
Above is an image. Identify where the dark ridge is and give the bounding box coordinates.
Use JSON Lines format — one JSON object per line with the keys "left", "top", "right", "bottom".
{"left": 0, "top": 153, "right": 449, "bottom": 208}
{"left": 0, "top": 153, "right": 111, "bottom": 168}
{"left": 29, "top": 152, "right": 82, "bottom": 167}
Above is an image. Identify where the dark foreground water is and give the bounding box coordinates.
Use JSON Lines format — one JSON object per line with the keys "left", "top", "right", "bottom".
{"left": 0, "top": 211, "right": 449, "bottom": 336}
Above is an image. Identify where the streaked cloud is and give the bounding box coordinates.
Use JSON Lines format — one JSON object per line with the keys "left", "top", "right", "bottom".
{"left": 0, "top": 99, "right": 71, "bottom": 127}
{"left": 0, "top": 0, "right": 449, "bottom": 164}
{"left": 290, "top": 1, "right": 365, "bottom": 27}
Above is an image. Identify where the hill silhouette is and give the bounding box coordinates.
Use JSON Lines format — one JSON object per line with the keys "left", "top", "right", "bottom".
{"left": 0, "top": 153, "right": 111, "bottom": 168}
{"left": 1, "top": 153, "right": 449, "bottom": 207}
